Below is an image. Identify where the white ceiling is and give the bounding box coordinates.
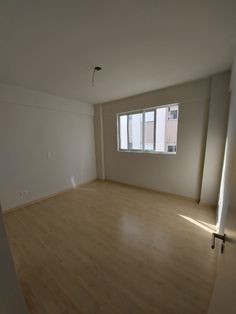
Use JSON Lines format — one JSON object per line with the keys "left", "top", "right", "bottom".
{"left": 0, "top": 0, "right": 236, "bottom": 104}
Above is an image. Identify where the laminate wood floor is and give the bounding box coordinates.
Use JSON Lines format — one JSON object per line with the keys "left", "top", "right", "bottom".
{"left": 4, "top": 181, "right": 217, "bottom": 314}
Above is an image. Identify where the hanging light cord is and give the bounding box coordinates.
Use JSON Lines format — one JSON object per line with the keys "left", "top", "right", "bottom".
{"left": 92, "top": 66, "right": 102, "bottom": 87}
{"left": 92, "top": 68, "right": 96, "bottom": 87}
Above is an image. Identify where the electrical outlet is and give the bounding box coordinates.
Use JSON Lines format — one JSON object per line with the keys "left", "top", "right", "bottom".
{"left": 47, "top": 152, "right": 52, "bottom": 159}
{"left": 19, "top": 190, "right": 29, "bottom": 197}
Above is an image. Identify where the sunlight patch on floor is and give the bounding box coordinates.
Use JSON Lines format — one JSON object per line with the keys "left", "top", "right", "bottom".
{"left": 178, "top": 214, "right": 216, "bottom": 233}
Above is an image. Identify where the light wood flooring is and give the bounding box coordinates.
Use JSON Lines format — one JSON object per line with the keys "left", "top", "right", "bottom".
{"left": 4, "top": 180, "right": 217, "bottom": 314}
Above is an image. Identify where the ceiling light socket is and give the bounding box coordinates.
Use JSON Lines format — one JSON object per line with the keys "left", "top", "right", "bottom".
{"left": 94, "top": 66, "right": 102, "bottom": 71}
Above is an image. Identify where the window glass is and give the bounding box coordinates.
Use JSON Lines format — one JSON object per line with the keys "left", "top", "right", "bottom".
{"left": 144, "top": 111, "right": 155, "bottom": 150}
{"left": 156, "top": 107, "right": 167, "bottom": 152}
{"left": 128, "top": 113, "right": 143, "bottom": 150}
{"left": 167, "top": 145, "right": 177, "bottom": 152}
{"left": 119, "top": 115, "right": 128, "bottom": 149}
{"left": 168, "top": 106, "right": 178, "bottom": 120}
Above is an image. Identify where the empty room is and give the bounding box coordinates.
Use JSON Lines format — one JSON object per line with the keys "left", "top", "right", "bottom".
{"left": 1, "top": 1, "right": 236, "bottom": 314}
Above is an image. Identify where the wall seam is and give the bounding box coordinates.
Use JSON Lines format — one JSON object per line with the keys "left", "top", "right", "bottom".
{"left": 100, "top": 104, "right": 105, "bottom": 179}
{"left": 198, "top": 77, "right": 212, "bottom": 203}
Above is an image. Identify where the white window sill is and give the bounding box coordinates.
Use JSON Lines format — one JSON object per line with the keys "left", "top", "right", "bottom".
{"left": 118, "top": 149, "right": 176, "bottom": 155}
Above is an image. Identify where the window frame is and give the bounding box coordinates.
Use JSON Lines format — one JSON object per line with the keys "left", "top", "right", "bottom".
{"left": 127, "top": 112, "right": 143, "bottom": 151}
{"left": 117, "top": 103, "right": 179, "bottom": 155}
{"left": 143, "top": 109, "right": 156, "bottom": 152}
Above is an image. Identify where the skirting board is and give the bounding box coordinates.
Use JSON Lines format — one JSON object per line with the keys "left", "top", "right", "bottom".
{"left": 199, "top": 201, "right": 218, "bottom": 209}
{"left": 3, "top": 178, "right": 216, "bottom": 214}
{"left": 104, "top": 179, "right": 217, "bottom": 209}
{"left": 3, "top": 179, "right": 96, "bottom": 215}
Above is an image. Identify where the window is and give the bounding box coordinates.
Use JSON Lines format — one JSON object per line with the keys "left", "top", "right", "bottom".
{"left": 118, "top": 104, "right": 179, "bottom": 154}
{"left": 119, "top": 115, "right": 128, "bottom": 149}
{"left": 167, "top": 145, "right": 176, "bottom": 152}
{"left": 144, "top": 111, "right": 155, "bottom": 150}
{"left": 168, "top": 107, "right": 178, "bottom": 120}
{"left": 128, "top": 113, "right": 143, "bottom": 150}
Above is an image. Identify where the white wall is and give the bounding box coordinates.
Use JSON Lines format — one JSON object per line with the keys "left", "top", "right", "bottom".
{"left": 200, "top": 72, "right": 230, "bottom": 205}
{"left": 95, "top": 72, "right": 230, "bottom": 203}
{"left": 0, "top": 83, "right": 96, "bottom": 211}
